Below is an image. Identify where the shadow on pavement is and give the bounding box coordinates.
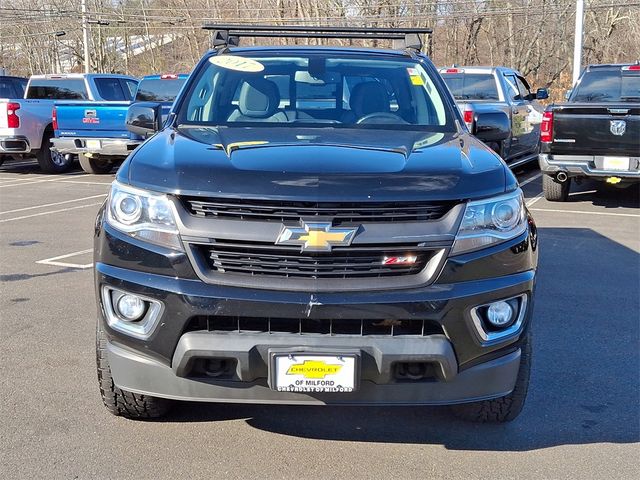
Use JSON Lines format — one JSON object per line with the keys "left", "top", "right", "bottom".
{"left": 566, "top": 180, "right": 639, "bottom": 209}
{"left": 158, "top": 227, "right": 639, "bottom": 451}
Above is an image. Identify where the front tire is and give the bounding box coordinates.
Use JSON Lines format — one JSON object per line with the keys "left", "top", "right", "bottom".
{"left": 96, "top": 327, "right": 171, "bottom": 419}
{"left": 79, "top": 154, "right": 113, "bottom": 174}
{"left": 450, "top": 330, "right": 532, "bottom": 423}
{"left": 542, "top": 174, "right": 570, "bottom": 201}
{"left": 36, "top": 130, "right": 74, "bottom": 173}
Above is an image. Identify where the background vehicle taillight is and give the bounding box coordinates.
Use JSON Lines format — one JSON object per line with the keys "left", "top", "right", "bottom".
{"left": 52, "top": 106, "right": 58, "bottom": 130}
{"left": 463, "top": 107, "right": 474, "bottom": 131}
{"left": 445, "top": 68, "right": 460, "bottom": 74}
{"left": 160, "top": 74, "right": 178, "bottom": 80}
{"left": 7, "top": 102, "right": 20, "bottom": 128}
{"left": 622, "top": 65, "right": 640, "bottom": 71}
{"left": 540, "top": 111, "right": 553, "bottom": 143}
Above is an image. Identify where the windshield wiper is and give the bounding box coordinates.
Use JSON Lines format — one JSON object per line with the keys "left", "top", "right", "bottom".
{"left": 620, "top": 96, "right": 640, "bottom": 101}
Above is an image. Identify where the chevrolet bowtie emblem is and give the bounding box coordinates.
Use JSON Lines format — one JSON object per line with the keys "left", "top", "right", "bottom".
{"left": 276, "top": 222, "right": 358, "bottom": 252}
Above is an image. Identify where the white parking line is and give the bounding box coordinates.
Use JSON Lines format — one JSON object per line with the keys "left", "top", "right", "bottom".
{"left": 0, "top": 194, "right": 107, "bottom": 215}
{"left": 0, "top": 202, "right": 103, "bottom": 223}
{"left": 0, "top": 172, "right": 98, "bottom": 188}
{"left": 530, "top": 208, "right": 640, "bottom": 218}
{"left": 36, "top": 249, "right": 93, "bottom": 269}
{"left": 519, "top": 172, "right": 542, "bottom": 187}
{"left": 526, "top": 192, "right": 544, "bottom": 207}
{"left": 60, "top": 180, "right": 114, "bottom": 186}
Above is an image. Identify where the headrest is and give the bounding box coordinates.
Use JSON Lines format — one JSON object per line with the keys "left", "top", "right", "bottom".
{"left": 349, "top": 82, "right": 391, "bottom": 117}
{"left": 238, "top": 79, "right": 280, "bottom": 118}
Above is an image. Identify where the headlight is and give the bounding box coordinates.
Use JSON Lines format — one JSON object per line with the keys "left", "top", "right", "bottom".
{"left": 451, "top": 189, "right": 527, "bottom": 255}
{"left": 106, "top": 181, "right": 182, "bottom": 250}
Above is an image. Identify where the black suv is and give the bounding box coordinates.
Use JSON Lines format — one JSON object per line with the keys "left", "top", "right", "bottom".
{"left": 94, "top": 26, "right": 538, "bottom": 422}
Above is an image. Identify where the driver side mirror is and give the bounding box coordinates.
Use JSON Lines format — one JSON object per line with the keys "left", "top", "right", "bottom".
{"left": 535, "top": 88, "right": 549, "bottom": 100}
{"left": 126, "top": 102, "right": 162, "bottom": 137}
{"left": 473, "top": 111, "right": 510, "bottom": 143}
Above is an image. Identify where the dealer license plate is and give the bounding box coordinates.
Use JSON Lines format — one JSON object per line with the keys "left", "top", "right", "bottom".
{"left": 602, "top": 156, "right": 630, "bottom": 171}
{"left": 86, "top": 139, "right": 101, "bottom": 150}
{"left": 273, "top": 354, "right": 356, "bottom": 393}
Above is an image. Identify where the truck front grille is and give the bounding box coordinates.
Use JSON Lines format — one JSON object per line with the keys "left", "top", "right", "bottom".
{"left": 186, "top": 315, "right": 445, "bottom": 337}
{"left": 196, "top": 240, "right": 435, "bottom": 279}
{"left": 182, "top": 197, "right": 454, "bottom": 224}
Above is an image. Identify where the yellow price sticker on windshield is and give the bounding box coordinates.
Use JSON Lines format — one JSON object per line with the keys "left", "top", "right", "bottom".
{"left": 209, "top": 55, "right": 264, "bottom": 72}
{"left": 407, "top": 67, "right": 424, "bottom": 86}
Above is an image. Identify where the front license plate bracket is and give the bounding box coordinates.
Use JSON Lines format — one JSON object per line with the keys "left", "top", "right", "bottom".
{"left": 268, "top": 349, "right": 361, "bottom": 393}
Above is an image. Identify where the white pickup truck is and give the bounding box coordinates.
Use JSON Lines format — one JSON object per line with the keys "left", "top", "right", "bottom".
{"left": 0, "top": 73, "right": 137, "bottom": 173}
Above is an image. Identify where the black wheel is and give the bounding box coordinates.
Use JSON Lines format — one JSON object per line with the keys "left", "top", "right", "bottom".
{"left": 450, "top": 331, "right": 532, "bottom": 423}
{"left": 0, "top": 155, "right": 5, "bottom": 166}
{"left": 36, "top": 130, "right": 74, "bottom": 173}
{"left": 542, "top": 174, "right": 570, "bottom": 202}
{"left": 79, "top": 154, "right": 113, "bottom": 174}
{"left": 96, "top": 326, "right": 171, "bottom": 419}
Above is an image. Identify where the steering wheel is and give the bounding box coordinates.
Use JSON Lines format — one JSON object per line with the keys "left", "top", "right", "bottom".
{"left": 356, "top": 112, "right": 407, "bottom": 125}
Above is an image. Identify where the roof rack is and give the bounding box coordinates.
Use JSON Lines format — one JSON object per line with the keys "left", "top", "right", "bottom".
{"left": 202, "top": 24, "right": 433, "bottom": 53}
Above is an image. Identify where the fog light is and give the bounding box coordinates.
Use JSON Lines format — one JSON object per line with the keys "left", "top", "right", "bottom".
{"left": 486, "top": 301, "right": 514, "bottom": 327}
{"left": 116, "top": 294, "right": 146, "bottom": 321}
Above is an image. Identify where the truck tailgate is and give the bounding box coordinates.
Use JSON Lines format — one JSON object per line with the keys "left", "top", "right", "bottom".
{"left": 0, "top": 102, "right": 9, "bottom": 129}
{"left": 55, "top": 102, "right": 131, "bottom": 139}
{"left": 551, "top": 103, "right": 640, "bottom": 156}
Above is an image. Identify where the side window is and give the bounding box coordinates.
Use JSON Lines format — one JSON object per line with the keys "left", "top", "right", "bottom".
{"left": 122, "top": 79, "right": 138, "bottom": 100}
{"left": 17, "top": 79, "right": 28, "bottom": 97}
{"left": 503, "top": 74, "right": 521, "bottom": 102}
{"left": 515, "top": 76, "right": 531, "bottom": 100}
{"left": 94, "top": 77, "right": 127, "bottom": 101}
{"left": 0, "top": 79, "right": 17, "bottom": 98}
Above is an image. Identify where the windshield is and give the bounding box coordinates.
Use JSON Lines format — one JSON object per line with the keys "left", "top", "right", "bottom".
{"left": 26, "top": 78, "right": 88, "bottom": 100}
{"left": 177, "top": 53, "right": 454, "bottom": 129}
{"left": 135, "top": 78, "right": 186, "bottom": 102}
{"left": 572, "top": 69, "right": 640, "bottom": 102}
{"left": 441, "top": 73, "right": 500, "bottom": 100}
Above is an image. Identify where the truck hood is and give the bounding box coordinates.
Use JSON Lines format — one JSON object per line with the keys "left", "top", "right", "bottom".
{"left": 125, "top": 126, "right": 508, "bottom": 201}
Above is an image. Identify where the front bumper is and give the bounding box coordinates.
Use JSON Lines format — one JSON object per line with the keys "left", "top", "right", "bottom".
{"left": 51, "top": 137, "right": 141, "bottom": 157}
{"left": 0, "top": 135, "right": 31, "bottom": 154}
{"left": 539, "top": 153, "right": 640, "bottom": 181}
{"left": 107, "top": 337, "right": 522, "bottom": 405}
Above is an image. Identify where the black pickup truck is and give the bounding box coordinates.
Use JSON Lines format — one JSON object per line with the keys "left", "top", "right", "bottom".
{"left": 539, "top": 63, "right": 640, "bottom": 201}
{"left": 94, "top": 25, "right": 538, "bottom": 422}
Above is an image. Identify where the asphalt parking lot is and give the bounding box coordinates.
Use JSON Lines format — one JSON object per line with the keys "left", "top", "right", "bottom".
{"left": 0, "top": 158, "right": 638, "bottom": 480}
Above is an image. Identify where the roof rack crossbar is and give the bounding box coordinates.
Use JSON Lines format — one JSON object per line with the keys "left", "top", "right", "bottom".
{"left": 203, "top": 24, "right": 432, "bottom": 52}
{"left": 229, "top": 31, "right": 407, "bottom": 40}
{"left": 203, "top": 24, "right": 432, "bottom": 34}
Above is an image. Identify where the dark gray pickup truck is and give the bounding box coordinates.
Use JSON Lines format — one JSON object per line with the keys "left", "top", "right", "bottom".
{"left": 539, "top": 63, "right": 640, "bottom": 201}
{"left": 440, "top": 66, "right": 549, "bottom": 168}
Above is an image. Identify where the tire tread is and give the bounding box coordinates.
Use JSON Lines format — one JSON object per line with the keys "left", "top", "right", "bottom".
{"left": 96, "top": 328, "right": 170, "bottom": 419}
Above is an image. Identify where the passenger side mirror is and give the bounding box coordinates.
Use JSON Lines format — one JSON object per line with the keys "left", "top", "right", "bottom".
{"left": 126, "top": 102, "right": 162, "bottom": 137}
{"left": 535, "top": 88, "right": 549, "bottom": 100}
{"left": 473, "top": 111, "right": 510, "bottom": 143}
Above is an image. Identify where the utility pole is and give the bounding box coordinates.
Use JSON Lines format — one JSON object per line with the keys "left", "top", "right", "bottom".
{"left": 82, "top": 0, "right": 90, "bottom": 73}
{"left": 572, "top": 0, "right": 585, "bottom": 86}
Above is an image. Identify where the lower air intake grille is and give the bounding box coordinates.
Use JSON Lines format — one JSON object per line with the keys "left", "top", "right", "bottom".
{"left": 186, "top": 315, "right": 445, "bottom": 337}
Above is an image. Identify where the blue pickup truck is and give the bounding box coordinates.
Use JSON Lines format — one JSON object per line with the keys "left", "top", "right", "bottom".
{"left": 52, "top": 74, "right": 188, "bottom": 173}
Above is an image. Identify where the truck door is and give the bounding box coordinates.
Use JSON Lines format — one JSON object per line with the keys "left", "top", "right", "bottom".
{"left": 515, "top": 75, "right": 541, "bottom": 155}
{"left": 502, "top": 73, "right": 528, "bottom": 158}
